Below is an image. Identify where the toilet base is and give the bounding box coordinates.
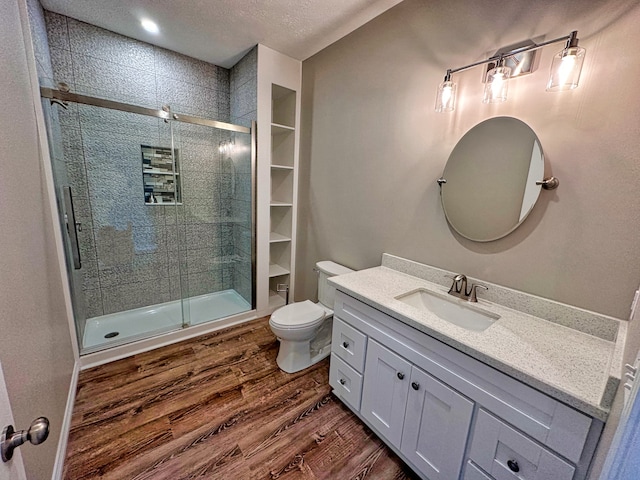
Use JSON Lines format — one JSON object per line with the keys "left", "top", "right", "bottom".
{"left": 275, "top": 340, "right": 332, "bottom": 373}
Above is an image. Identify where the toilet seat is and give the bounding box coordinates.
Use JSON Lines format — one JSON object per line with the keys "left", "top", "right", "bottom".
{"left": 270, "top": 300, "right": 325, "bottom": 329}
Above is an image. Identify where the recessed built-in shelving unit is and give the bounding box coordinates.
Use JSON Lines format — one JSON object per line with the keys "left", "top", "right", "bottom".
{"left": 267, "top": 84, "right": 297, "bottom": 308}
{"left": 141, "top": 145, "right": 181, "bottom": 205}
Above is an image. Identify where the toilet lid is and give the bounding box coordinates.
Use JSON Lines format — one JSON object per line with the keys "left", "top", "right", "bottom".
{"left": 270, "top": 300, "right": 325, "bottom": 328}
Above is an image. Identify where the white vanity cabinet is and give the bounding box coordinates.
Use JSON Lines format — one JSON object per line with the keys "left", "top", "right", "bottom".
{"left": 329, "top": 291, "right": 603, "bottom": 480}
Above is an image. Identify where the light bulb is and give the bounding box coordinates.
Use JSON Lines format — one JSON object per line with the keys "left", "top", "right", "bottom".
{"left": 141, "top": 19, "right": 159, "bottom": 34}
{"left": 435, "top": 80, "right": 457, "bottom": 112}
{"left": 483, "top": 66, "right": 511, "bottom": 104}
{"left": 547, "top": 46, "right": 585, "bottom": 91}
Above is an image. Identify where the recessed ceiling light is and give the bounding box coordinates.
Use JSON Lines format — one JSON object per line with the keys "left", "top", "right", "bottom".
{"left": 141, "top": 19, "right": 159, "bottom": 34}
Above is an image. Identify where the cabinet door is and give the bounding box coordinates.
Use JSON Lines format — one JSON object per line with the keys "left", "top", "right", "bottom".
{"left": 401, "top": 366, "right": 474, "bottom": 480}
{"left": 361, "top": 339, "right": 411, "bottom": 448}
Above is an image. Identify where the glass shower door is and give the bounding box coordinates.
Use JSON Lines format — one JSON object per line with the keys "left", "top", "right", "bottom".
{"left": 41, "top": 100, "right": 87, "bottom": 346}
{"left": 46, "top": 101, "right": 186, "bottom": 352}
{"left": 171, "top": 120, "right": 253, "bottom": 326}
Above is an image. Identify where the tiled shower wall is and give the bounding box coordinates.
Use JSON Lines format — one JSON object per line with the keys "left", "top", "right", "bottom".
{"left": 36, "top": 10, "right": 254, "bottom": 318}
{"left": 230, "top": 47, "right": 258, "bottom": 304}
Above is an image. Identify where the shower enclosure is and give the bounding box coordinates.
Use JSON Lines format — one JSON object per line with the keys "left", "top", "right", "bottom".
{"left": 41, "top": 86, "right": 255, "bottom": 354}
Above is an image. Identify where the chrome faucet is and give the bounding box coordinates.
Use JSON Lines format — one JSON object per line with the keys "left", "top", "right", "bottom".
{"left": 446, "top": 274, "right": 488, "bottom": 303}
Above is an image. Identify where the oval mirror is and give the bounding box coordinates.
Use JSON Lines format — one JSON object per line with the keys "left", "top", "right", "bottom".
{"left": 440, "top": 117, "right": 545, "bottom": 242}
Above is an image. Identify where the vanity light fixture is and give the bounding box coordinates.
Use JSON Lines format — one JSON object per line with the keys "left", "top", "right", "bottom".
{"left": 435, "top": 30, "right": 585, "bottom": 112}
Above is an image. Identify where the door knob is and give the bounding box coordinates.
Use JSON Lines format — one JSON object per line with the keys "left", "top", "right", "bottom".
{"left": 1, "top": 417, "right": 50, "bottom": 462}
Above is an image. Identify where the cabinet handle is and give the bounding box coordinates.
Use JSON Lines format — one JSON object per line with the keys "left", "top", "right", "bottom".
{"left": 339, "top": 378, "right": 346, "bottom": 385}
{"left": 411, "top": 382, "right": 420, "bottom": 390}
{"left": 342, "top": 341, "right": 350, "bottom": 349}
{"left": 397, "top": 372, "right": 405, "bottom": 380}
{"left": 507, "top": 459, "right": 519, "bottom": 472}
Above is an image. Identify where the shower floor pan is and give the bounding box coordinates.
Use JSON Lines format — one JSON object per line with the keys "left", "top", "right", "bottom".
{"left": 83, "top": 289, "right": 251, "bottom": 350}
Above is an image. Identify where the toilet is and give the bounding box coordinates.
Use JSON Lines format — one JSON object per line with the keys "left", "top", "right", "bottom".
{"left": 269, "top": 260, "right": 354, "bottom": 373}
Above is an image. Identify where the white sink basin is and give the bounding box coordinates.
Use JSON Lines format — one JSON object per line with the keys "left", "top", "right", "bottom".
{"left": 395, "top": 288, "right": 499, "bottom": 332}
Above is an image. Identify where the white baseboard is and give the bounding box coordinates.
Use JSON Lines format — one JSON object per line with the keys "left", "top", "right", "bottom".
{"left": 51, "top": 361, "right": 80, "bottom": 480}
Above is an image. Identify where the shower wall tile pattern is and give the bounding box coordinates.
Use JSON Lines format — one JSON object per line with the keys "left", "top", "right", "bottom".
{"left": 230, "top": 47, "right": 257, "bottom": 304}
{"left": 43, "top": 10, "right": 253, "bottom": 319}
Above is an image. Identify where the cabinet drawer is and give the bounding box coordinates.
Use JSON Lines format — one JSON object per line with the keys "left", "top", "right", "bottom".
{"left": 329, "top": 353, "right": 363, "bottom": 410}
{"left": 469, "top": 409, "right": 575, "bottom": 480}
{"left": 332, "top": 317, "right": 367, "bottom": 372}
{"left": 464, "top": 462, "right": 494, "bottom": 480}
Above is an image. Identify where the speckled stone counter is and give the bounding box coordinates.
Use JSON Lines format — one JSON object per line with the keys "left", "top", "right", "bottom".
{"left": 328, "top": 254, "right": 626, "bottom": 421}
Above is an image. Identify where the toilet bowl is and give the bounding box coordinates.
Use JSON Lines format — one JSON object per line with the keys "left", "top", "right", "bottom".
{"left": 269, "top": 261, "right": 354, "bottom": 373}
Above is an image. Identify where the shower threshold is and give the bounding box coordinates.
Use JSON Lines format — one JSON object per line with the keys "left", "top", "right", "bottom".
{"left": 83, "top": 289, "right": 251, "bottom": 351}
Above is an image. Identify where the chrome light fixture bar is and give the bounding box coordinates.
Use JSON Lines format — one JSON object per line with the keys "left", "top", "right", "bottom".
{"left": 435, "top": 31, "right": 585, "bottom": 112}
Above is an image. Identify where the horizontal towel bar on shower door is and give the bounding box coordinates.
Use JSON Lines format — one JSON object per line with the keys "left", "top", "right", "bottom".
{"left": 40, "top": 87, "right": 251, "bottom": 134}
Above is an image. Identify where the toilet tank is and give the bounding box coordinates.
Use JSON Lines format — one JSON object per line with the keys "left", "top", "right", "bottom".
{"left": 316, "top": 261, "right": 354, "bottom": 308}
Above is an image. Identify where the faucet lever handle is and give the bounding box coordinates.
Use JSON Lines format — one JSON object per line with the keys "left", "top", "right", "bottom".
{"left": 469, "top": 284, "right": 488, "bottom": 303}
{"left": 445, "top": 274, "right": 461, "bottom": 294}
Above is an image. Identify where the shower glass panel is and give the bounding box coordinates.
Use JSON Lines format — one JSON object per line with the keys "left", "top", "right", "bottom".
{"left": 41, "top": 100, "right": 88, "bottom": 346}
{"left": 58, "top": 103, "right": 183, "bottom": 352}
{"left": 170, "top": 122, "right": 253, "bottom": 326}
{"left": 42, "top": 90, "right": 254, "bottom": 354}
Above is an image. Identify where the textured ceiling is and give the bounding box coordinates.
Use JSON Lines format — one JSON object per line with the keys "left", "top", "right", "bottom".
{"left": 40, "top": 0, "right": 403, "bottom": 68}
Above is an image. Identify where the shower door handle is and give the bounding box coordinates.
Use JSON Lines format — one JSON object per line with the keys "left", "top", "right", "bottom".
{"left": 62, "top": 186, "right": 82, "bottom": 270}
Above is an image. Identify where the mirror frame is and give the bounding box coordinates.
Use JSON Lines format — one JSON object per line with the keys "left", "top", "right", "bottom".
{"left": 439, "top": 117, "right": 544, "bottom": 242}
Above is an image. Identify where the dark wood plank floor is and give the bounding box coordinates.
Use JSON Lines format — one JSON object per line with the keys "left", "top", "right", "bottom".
{"left": 64, "top": 317, "right": 418, "bottom": 479}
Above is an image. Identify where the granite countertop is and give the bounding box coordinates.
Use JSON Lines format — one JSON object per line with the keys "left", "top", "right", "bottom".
{"left": 329, "top": 261, "right": 625, "bottom": 421}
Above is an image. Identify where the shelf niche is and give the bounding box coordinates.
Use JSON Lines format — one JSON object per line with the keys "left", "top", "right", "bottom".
{"left": 141, "top": 145, "right": 182, "bottom": 205}
{"left": 270, "top": 206, "right": 292, "bottom": 240}
{"left": 272, "top": 84, "right": 296, "bottom": 128}
{"left": 271, "top": 125, "right": 295, "bottom": 167}
{"left": 270, "top": 167, "right": 294, "bottom": 205}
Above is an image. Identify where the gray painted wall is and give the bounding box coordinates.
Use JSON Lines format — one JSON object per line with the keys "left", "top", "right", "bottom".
{"left": 0, "top": 0, "right": 75, "bottom": 476}
{"left": 298, "top": 0, "right": 640, "bottom": 476}
{"left": 298, "top": 0, "right": 640, "bottom": 321}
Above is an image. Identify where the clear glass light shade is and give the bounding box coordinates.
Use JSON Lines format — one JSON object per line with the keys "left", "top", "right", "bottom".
{"left": 435, "top": 80, "right": 457, "bottom": 112}
{"left": 483, "top": 66, "right": 511, "bottom": 104}
{"left": 546, "top": 46, "right": 586, "bottom": 91}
